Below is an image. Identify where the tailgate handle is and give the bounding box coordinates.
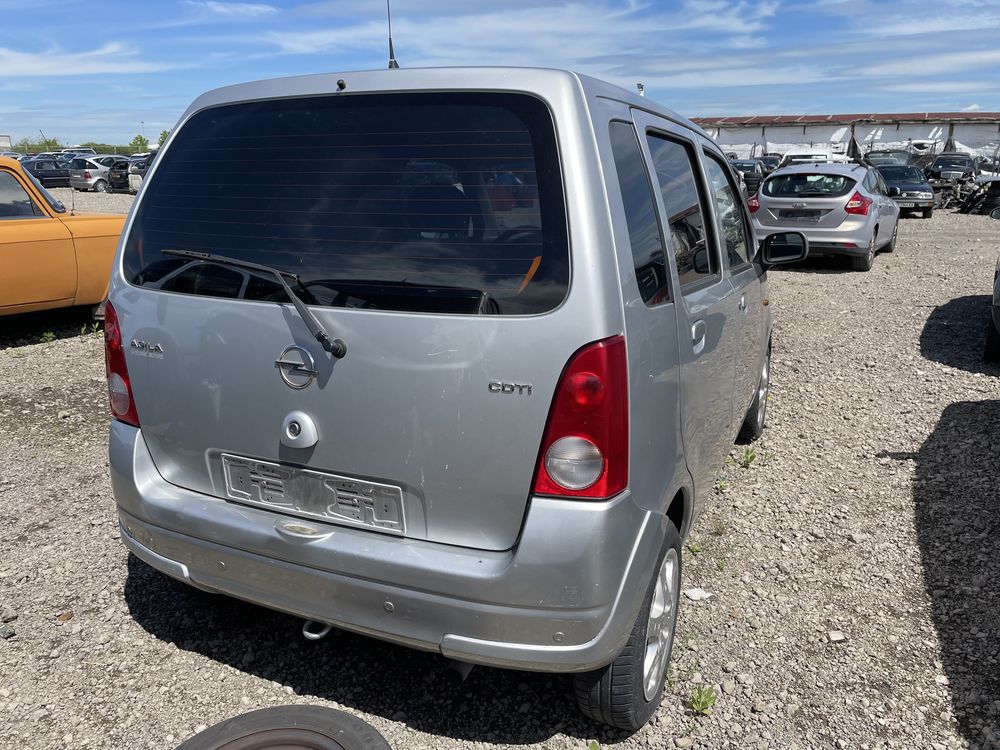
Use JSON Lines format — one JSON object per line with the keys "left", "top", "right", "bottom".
{"left": 738, "top": 294, "right": 747, "bottom": 312}
{"left": 691, "top": 319, "right": 706, "bottom": 354}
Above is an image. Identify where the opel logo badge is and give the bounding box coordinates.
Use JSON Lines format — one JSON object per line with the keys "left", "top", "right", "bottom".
{"left": 274, "top": 345, "right": 317, "bottom": 389}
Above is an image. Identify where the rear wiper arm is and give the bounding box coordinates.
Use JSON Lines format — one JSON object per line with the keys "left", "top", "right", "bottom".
{"left": 162, "top": 249, "right": 347, "bottom": 359}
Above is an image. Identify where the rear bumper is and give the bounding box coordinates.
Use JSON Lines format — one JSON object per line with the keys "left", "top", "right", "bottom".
{"left": 755, "top": 222, "right": 873, "bottom": 257}
{"left": 111, "top": 421, "right": 664, "bottom": 672}
{"left": 69, "top": 176, "right": 97, "bottom": 190}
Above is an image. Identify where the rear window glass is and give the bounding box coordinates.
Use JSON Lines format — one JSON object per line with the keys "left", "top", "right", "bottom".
{"left": 122, "top": 92, "right": 568, "bottom": 316}
{"left": 70, "top": 158, "right": 89, "bottom": 169}
{"left": 762, "top": 173, "right": 854, "bottom": 198}
{"left": 877, "top": 166, "right": 924, "bottom": 182}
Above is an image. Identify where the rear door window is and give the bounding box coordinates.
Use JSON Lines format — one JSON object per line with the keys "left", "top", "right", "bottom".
{"left": 763, "top": 173, "right": 854, "bottom": 197}
{"left": 645, "top": 132, "right": 718, "bottom": 289}
{"left": 122, "top": 92, "right": 568, "bottom": 315}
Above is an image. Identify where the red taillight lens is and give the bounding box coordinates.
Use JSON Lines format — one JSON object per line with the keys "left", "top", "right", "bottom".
{"left": 747, "top": 193, "right": 760, "bottom": 213}
{"left": 84, "top": 170, "right": 92, "bottom": 179}
{"left": 844, "top": 191, "right": 872, "bottom": 216}
{"left": 532, "top": 336, "right": 628, "bottom": 499}
{"left": 104, "top": 302, "right": 139, "bottom": 427}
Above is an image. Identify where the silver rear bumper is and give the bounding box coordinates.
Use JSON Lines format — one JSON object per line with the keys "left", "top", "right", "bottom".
{"left": 111, "top": 421, "right": 664, "bottom": 672}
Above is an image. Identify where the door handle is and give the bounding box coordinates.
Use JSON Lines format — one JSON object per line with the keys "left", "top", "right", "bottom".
{"left": 690, "top": 319, "right": 706, "bottom": 353}
{"left": 737, "top": 294, "right": 747, "bottom": 312}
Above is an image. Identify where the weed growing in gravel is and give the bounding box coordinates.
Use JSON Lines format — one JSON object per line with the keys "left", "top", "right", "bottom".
{"left": 716, "top": 556, "right": 728, "bottom": 571}
{"left": 40, "top": 331, "right": 56, "bottom": 343}
{"left": 80, "top": 322, "right": 102, "bottom": 337}
{"left": 739, "top": 445, "right": 757, "bottom": 468}
{"left": 714, "top": 478, "right": 727, "bottom": 493}
{"left": 586, "top": 741, "right": 600, "bottom": 750}
{"left": 9, "top": 350, "right": 26, "bottom": 359}
{"left": 689, "top": 685, "right": 717, "bottom": 716}
{"left": 710, "top": 518, "right": 727, "bottom": 536}
{"left": 685, "top": 542, "right": 702, "bottom": 556}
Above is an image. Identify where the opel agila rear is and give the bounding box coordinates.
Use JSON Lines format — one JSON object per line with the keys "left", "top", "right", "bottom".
{"left": 107, "top": 67, "right": 805, "bottom": 730}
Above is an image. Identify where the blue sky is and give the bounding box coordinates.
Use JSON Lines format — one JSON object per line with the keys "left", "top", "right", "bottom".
{"left": 1, "top": 0, "right": 998, "bottom": 145}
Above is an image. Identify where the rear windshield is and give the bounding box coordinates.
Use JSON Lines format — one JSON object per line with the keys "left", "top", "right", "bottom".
{"left": 763, "top": 172, "right": 855, "bottom": 197}
{"left": 933, "top": 156, "right": 973, "bottom": 169}
{"left": 731, "top": 161, "right": 756, "bottom": 172}
{"left": 876, "top": 166, "right": 924, "bottom": 182}
{"left": 122, "top": 92, "right": 568, "bottom": 316}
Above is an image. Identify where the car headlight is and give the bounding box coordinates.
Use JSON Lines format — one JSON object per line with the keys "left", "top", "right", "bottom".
{"left": 915, "top": 191, "right": 933, "bottom": 199}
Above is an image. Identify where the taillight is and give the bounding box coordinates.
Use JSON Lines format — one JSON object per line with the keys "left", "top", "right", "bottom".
{"left": 532, "top": 336, "right": 628, "bottom": 499}
{"left": 747, "top": 193, "right": 760, "bottom": 213}
{"left": 844, "top": 191, "right": 872, "bottom": 216}
{"left": 104, "top": 302, "right": 140, "bottom": 427}
{"left": 84, "top": 170, "right": 92, "bottom": 179}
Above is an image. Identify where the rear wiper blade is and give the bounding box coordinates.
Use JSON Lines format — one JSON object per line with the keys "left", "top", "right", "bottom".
{"left": 162, "top": 249, "right": 347, "bottom": 359}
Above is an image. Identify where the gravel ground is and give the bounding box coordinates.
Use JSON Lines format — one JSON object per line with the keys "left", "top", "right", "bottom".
{"left": 1, "top": 210, "right": 999, "bottom": 750}
{"left": 48, "top": 188, "right": 134, "bottom": 215}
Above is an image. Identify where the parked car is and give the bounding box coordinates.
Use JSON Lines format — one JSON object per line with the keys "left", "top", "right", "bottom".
{"left": 127, "top": 150, "right": 158, "bottom": 193}
{"left": 69, "top": 156, "right": 117, "bottom": 192}
{"left": 0, "top": 157, "right": 125, "bottom": 316}
{"left": 759, "top": 155, "right": 781, "bottom": 174}
{"left": 0, "top": 151, "right": 23, "bottom": 159}
{"left": 20, "top": 157, "right": 72, "bottom": 188}
{"left": 864, "top": 150, "right": 915, "bottom": 167}
{"left": 750, "top": 162, "right": 899, "bottom": 271}
{"left": 105, "top": 67, "right": 808, "bottom": 731}
{"left": 778, "top": 149, "right": 849, "bottom": 167}
{"left": 108, "top": 159, "right": 133, "bottom": 193}
{"left": 986, "top": 207, "right": 1000, "bottom": 360}
{"left": 730, "top": 159, "right": 765, "bottom": 194}
{"left": 925, "top": 152, "right": 979, "bottom": 181}
{"left": 60, "top": 146, "right": 97, "bottom": 156}
{"left": 875, "top": 164, "right": 934, "bottom": 218}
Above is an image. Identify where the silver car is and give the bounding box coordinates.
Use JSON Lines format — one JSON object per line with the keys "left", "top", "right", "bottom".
{"left": 69, "top": 155, "right": 120, "bottom": 192}
{"left": 106, "top": 67, "right": 805, "bottom": 730}
{"left": 751, "top": 163, "right": 900, "bottom": 271}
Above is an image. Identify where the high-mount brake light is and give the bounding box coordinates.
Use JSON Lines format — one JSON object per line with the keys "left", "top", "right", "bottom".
{"left": 104, "top": 302, "right": 140, "bottom": 427}
{"left": 532, "top": 336, "right": 628, "bottom": 499}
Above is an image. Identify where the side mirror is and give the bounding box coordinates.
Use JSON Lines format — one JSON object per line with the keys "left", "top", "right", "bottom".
{"left": 887, "top": 186, "right": 900, "bottom": 197}
{"left": 761, "top": 232, "right": 808, "bottom": 266}
{"left": 989, "top": 207, "right": 1000, "bottom": 221}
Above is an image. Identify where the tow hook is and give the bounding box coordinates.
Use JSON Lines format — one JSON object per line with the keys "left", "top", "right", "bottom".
{"left": 302, "top": 620, "right": 333, "bottom": 641}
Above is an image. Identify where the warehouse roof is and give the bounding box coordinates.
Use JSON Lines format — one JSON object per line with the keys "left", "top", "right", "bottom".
{"left": 693, "top": 112, "right": 1000, "bottom": 127}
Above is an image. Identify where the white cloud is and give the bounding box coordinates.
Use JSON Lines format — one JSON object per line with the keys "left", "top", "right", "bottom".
{"left": 962, "top": 103, "right": 983, "bottom": 111}
{"left": 185, "top": 0, "right": 278, "bottom": 18}
{"left": 880, "top": 81, "right": 993, "bottom": 94}
{"left": 865, "top": 49, "right": 1000, "bottom": 77}
{"left": 0, "top": 43, "right": 172, "bottom": 77}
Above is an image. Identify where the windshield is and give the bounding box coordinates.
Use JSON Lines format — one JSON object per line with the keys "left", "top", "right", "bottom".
{"left": 763, "top": 172, "right": 855, "bottom": 197}
{"left": 876, "top": 166, "right": 924, "bottom": 182}
{"left": 123, "top": 92, "right": 568, "bottom": 315}
{"left": 23, "top": 169, "right": 66, "bottom": 213}
{"left": 866, "top": 152, "right": 908, "bottom": 165}
{"left": 731, "top": 161, "right": 757, "bottom": 173}
{"left": 760, "top": 157, "right": 779, "bottom": 168}
{"left": 933, "top": 156, "right": 973, "bottom": 169}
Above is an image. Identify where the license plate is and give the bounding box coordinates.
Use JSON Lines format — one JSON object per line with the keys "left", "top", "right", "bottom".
{"left": 222, "top": 454, "right": 405, "bottom": 535}
{"left": 897, "top": 202, "right": 915, "bottom": 208}
{"left": 781, "top": 210, "right": 820, "bottom": 220}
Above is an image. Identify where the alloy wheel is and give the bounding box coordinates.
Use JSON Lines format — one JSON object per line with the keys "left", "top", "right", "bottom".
{"left": 643, "top": 547, "right": 680, "bottom": 700}
{"left": 756, "top": 353, "right": 770, "bottom": 431}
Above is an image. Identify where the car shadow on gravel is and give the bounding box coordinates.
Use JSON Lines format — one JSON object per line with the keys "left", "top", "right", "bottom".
{"left": 919, "top": 295, "right": 1000, "bottom": 376}
{"left": 123, "top": 556, "right": 634, "bottom": 745}
{"left": 766, "top": 255, "right": 857, "bottom": 274}
{"left": 0, "top": 307, "right": 97, "bottom": 350}
{"left": 895, "top": 401, "right": 1000, "bottom": 746}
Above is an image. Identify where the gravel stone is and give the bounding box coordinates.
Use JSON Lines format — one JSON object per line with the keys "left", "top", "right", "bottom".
{"left": 1, "top": 209, "right": 999, "bottom": 748}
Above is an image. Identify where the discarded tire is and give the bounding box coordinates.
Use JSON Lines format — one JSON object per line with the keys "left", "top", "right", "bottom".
{"left": 174, "top": 706, "right": 393, "bottom": 750}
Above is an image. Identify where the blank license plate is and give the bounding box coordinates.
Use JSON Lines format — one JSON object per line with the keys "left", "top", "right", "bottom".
{"left": 781, "top": 210, "right": 820, "bottom": 220}
{"left": 897, "top": 202, "right": 915, "bottom": 208}
{"left": 222, "top": 454, "right": 405, "bottom": 534}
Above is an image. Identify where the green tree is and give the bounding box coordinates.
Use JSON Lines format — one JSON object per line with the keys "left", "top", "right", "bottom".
{"left": 14, "top": 136, "right": 61, "bottom": 154}
{"left": 158, "top": 129, "right": 170, "bottom": 145}
{"left": 128, "top": 133, "right": 149, "bottom": 153}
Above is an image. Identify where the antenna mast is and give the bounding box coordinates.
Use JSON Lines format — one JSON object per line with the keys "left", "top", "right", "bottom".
{"left": 386, "top": 0, "right": 400, "bottom": 69}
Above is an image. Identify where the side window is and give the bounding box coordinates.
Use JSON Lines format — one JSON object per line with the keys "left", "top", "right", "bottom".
{"left": 0, "top": 172, "right": 41, "bottom": 219}
{"left": 863, "top": 170, "right": 877, "bottom": 192}
{"left": 645, "top": 132, "right": 718, "bottom": 290}
{"left": 703, "top": 153, "right": 752, "bottom": 268}
{"left": 609, "top": 121, "right": 670, "bottom": 305}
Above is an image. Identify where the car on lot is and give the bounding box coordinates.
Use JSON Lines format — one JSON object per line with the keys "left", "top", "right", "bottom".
{"left": 875, "top": 164, "right": 935, "bottom": 218}
{"left": 107, "top": 158, "right": 134, "bottom": 193}
{"left": 750, "top": 162, "right": 899, "bottom": 271}
{"left": 20, "top": 157, "right": 72, "bottom": 188}
{"left": 759, "top": 155, "right": 781, "bottom": 174}
{"left": 105, "top": 67, "right": 807, "bottom": 731}
{"left": 778, "top": 149, "right": 849, "bottom": 167}
{"left": 864, "top": 150, "right": 915, "bottom": 167}
{"left": 925, "top": 152, "right": 979, "bottom": 181}
{"left": 127, "top": 149, "right": 158, "bottom": 193}
{"left": 0, "top": 156, "right": 125, "bottom": 317}
{"left": 730, "top": 159, "right": 765, "bottom": 194}
{"left": 60, "top": 146, "right": 97, "bottom": 156}
{"left": 68, "top": 156, "right": 119, "bottom": 192}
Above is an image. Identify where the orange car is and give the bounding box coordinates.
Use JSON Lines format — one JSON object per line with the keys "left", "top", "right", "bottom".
{"left": 0, "top": 156, "right": 124, "bottom": 317}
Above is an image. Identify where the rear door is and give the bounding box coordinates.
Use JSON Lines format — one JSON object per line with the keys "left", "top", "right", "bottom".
{"left": 0, "top": 169, "right": 76, "bottom": 309}
{"left": 115, "top": 91, "right": 584, "bottom": 552}
{"left": 632, "top": 112, "right": 738, "bottom": 503}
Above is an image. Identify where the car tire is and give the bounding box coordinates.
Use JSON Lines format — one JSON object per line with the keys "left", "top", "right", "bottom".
{"left": 174, "top": 705, "right": 392, "bottom": 750}
{"left": 883, "top": 221, "right": 897, "bottom": 253}
{"left": 574, "top": 523, "right": 682, "bottom": 732}
{"left": 94, "top": 179, "right": 108, "bottom": 193}
{"left": 922, "top": 208, "right": 933, "bottom": 219}
{"left": 985, "top": 318, "right": 1000, "bottom": 363}
{"left": 851, "top": 232, "right": 876, "bottom": 272}
{"left": 737, "top": 343, "right": 770, "bottom": 443}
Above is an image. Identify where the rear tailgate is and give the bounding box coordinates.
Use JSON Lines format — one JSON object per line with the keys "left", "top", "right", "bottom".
{"left": 756, "top": 171, "right": 858, "bottom": 228}
{"left": 114, "top": 87, "right": 599, "bottom": 552}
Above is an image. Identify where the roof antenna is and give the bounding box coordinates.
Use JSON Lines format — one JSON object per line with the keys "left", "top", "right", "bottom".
{"left": 386, "top": 0, "right": 400, "bottom": 69}
{"left": 636, "top": 82, "right": 645, "bottom": 97}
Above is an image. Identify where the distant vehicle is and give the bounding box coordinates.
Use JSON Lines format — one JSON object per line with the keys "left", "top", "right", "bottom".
{"left": 108, "top": 159, "right": 133, "bottom": 193}
{"left": 60, "top": 146, "right": 97, "bottom": 156}
{"left": 0, "top": 151, "right": 23, "bottom": 159}
{"left": 730, "top": 159, "right": 765, "bottom": 194}
{"left": 875, "top": 165, "right": 934, "bottom": 218}
{"left": 865, "top": 150, "right": 915, "bottom": 167}
{"left": 0, "top": 156, "right": 124, "bottom": 316}
{"left": 751, "top": 162, "right": 900, "bottom": 271}
{"left": 127, "top": 149, "right": 158, "bottom": 193}
{"left": 986, "top": 207, "right": 1000, "bottom": 360}
{"left": 778, "top": 150, "right": 849, "bottom": 167}
{"left": 20, "top": 158, "right": 71, "bottom": 188}
{"left": 759, "top": 155, "right": 781, "bottom": 174}
{"left": 69, "top": 156, "right": 117, "bottom": 192}
{"left": 925, "top": 153, "right": 979, "bottom": 181}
